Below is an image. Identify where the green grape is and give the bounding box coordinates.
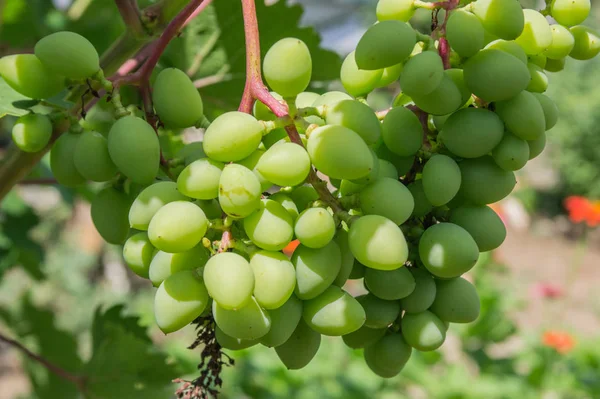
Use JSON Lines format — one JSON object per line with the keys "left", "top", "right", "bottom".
{"left": 342, "top": 325, "right": 387, "bottom": 349}
{"left": 238, "top": 149, "right": 272, "bottom": 192}
{"left": 401, "top": 311, "right": 446, "bottom": 351}
{"left": 439, "top": 108, "right": 504, "bottom": 158}
{"left": 350, "top": 148, "right": 380, "bottom": 185}
{"left": 463, "top": 49, "right": 530, "bottom": 102}
{"left": 545, "top": 57, "right": 566, "bottom": 72}
{"left": 91, "top": 187, "right": 130, "bottom": 245}
{"left": 303, "top": 286, "right": 366, "bottom": 335}
{"left": 249, "top": 250, "right": 296, "bottom": 310}
{"left": 446, "top": 9, "right": 484, "bottom": 58}
{"left": 216, "top": 326, "right": 259, "bottom": 351}
{"left": 256, "top": 142, "right": 311, "bottom": 187}
{"left": 123, "top": 232, "right": 154, "bottom": 279}
{"left": 332, "top": 228, "right": 355, "bottom": 287}
{"left": 569, "top": 25, "right": 600, "bottom": 60}
{"left": 148, "top": 201, "right": 208, "bottom": 253}
{"left": 195, "top": 199, "right": 222, "bottom": 219}
{"left": 355, "top": 21, "right": 416, "bottom": 70}
{"left": 411, "top": 74, "right": 462, "bottom": 115}
{"left": 275, "top": 319, "right": 321, "bottom": 370}
{"left": 312, "top": 91, "right": 353, "bottom": 108}
{"left": 260, "top": 295, "right": 303, "bottom": 347}
{"left": 356, "top": 294, "right": 400, "bottom": 329}
{"left": 459, "top": 156, "right": 517, "bottom": 204}
{"left": 294, "top": 208, "right": 335, "bottom": 249}
{"left": 263, "top": 38, "right": 312, "bottom": 98}
{"left": 407, "top": 180, "right": 433, "bottom": 218}
{"left": 545, "top": 25, "right": 575, "bottom": 59}
{"left": 213, "top": 296, "right": 271, "bottom": 340}
{"left": 290, "top": 185, "right": 319, "bottom": 212}
{"left": 399, "top": 268, "right": 436, "bottom": 313}
{"left": 253, "top": 92, "right": 283, "bottom": 121}
{"left": 296, "top": 91, "right": 320, "bottom": 107}
{"left": 364, "top": 333, "right": 412, "bottom": 378}
{"left": 50, "top": 133, "right": 85, "bottom": 187}
{"left": 472, "top": 0, "right": 525, "bottom": 40}
{"left": 445, "top": 68, "right": 472, "bottom": 107}
{"left": 527, "top": 133, "right": 547, "bottom": 160}
{"left": 79, "top": 103, "right": 116, "bottom": 137}
{"left": 377, "top": 63, "right": 404, "bottom": 87}
{"left": 108, "top": 116, "right": 160, "bottom": 185}
{"left": 244, "top": 200, "right": 294, "bottom": 251}
{"left": 376, "top": 0, "right": 415, "bottom": 21}
{"left": 485, "top": 39, "right": 528, "bottom": 64}
{"left": 529, "top": 52, "right": 547, "bottom": 66}
{"left": 269, "top": 192, "right": 299, "bottom": 221}
{"left": 532, "top": 93, "right": 558, "bottom": 130}
{"left": 325, "top": 100, "right": 382, "bottom": 145}
{"left": 527, "top": 63, "right": 549, "bottom": 92}
{"left": 378, "top": 159, "right": 399, "bottom": 179}
{"left": 422, "top": 155, "right": 461, "bottom": 207}
{"left": 176, "top": 158, "right": 224, "bottom": 200}
{"left": 449, "top": 205, "right": 506, "bottom": 252}
{"left": 494, "top": 90, "right": 546, "bottom": 140}
{"left": 349, "top": 260, "right": 366, "bottom": 279}
{"left": 292, "top": 241, "right": 342, "bottom": 300}
{"left": 203, "top": 252, "right": 255, "bottom": 310}
{"left": 152, "top": 68, "right": 203, "bottom": 128}
{"left": 364, "top": 267, "right": 415, "bottom": 300}
{"left": 177, "top": 142, "right": 206, "bottom": 166}
{"left": 218, "top": 164, "right": 262, "bottom": 219}
{"left": 400, "top": 51, "right": 444, "bottom": 97}
{"left": 129, "top": 182, "right": 188, "bottom": 230}
{"left": 430, "top": 277, "right": 480, "bottom": 323}
{"left": 149, "top": 245, "right": 209, "bottom": 287}
{"left": 307, "top": 125, "right": 374, "bottom": 180}
{"left": 12, "top": 114, "right": 52, "bottom": 153}
{"left": 340, "top": 51, "right": 383, "bottom": 97}
{"left": 492, "top": 132, "right": 530, "bottom": 171}
{"left": 34, "top": 31, "right": 99, "bottom": 79}
{"left": 203, "top": 112, "right": 264, "bottom": 162}
{"left": 515, "top": 10, "right": 552, "bottom": 55}
{"left": 359, "top": 178, "right": 414, "bottom": 225}
{"left": 73, "top": 131, "right": 118, "bottom": 182}
{"left": 339, "top": 179, "right": 366, "bottom": 196}
{"left": 419, "top": 223, "right": 479, "bottom": 279}
{"left": 551, "top": 0, "right": 591, "bottom": 27}
{"left": 348, "top": 215, "right": 409, "bottom": 271}
{"left": 0, "top": 54, "right": 64, "bottom": 99}
{"left": 154, "top": 270, "right": 209, "bottom": 334}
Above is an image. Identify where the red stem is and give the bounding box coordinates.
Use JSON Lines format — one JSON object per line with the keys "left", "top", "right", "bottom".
{"left": 438, "top": 37, "right": 451, "bottom": 69}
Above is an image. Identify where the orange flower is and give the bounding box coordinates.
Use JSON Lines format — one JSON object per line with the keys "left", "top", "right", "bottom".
{"left": 282, "top": 239, "right": 300, "bottom": 257}
{"left": 564, "top": 196, "right": 600, "bottom": 227}
{"left": 542, "top": 330, "right": 576, "bottom": 354}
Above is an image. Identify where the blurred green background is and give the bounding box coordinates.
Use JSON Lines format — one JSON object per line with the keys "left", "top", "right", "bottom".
{"left": 1, "top": 0, "right": 600, "bottom": 398}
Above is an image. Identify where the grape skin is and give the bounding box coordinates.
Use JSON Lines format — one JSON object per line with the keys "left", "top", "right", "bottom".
{"left": 203, "top": 112, "right": 264, "bottom": 162}
{"left": 129, "top": 182, "right": 188, "bottom": 231}
{"left": 355, "top": 21, "right": 416, "bottom": 70}
{"left": 364, "top": 266, "right": 416, "bottom": 300}
{"left": 203, "top": 252, "right": 255, "bottom": 310}
{"left": 0, "top": 54, "right": 64, "bottom": 99}
{"left": 249, "top": 250, "right": 296, "bottom": 310}
{"left": 401, "top": 311, "right": 447, "bottom": 351}
{"left": 74, "top": 131, "right": 118, "bottom": 182}
{"left": 302, "top": 286, "right": 366, "bottom": 336}
{"left": 340, "top": 51, "right": 384, "bottom": 97}
{"left": 51, "top": 133, "right": 86, "bottom": 187}
{"left": 422, "top": 155, "right": 461, "bottom": 207}
{"left": 364, "top": 333, "right": 412, "bottom": 378}
{"left": 34, "top": 31, "right": 100, "bottom": 79}
{"left": 430, "top": 277, "right": 481, "bottom": 323}
{"left": 152, "top": 68, "right": 204, "bottom": 128}
{"left": 91, "top": 187, "right": 130, "bottom": 245}
{"left": 275, "top": 319, "right": 321, "bottom": 370}
{"left": 147, "top": 201, "right": 208, "bottom": 253}
{"left": 446, "top": 9, "right": 485, "bottom": 58}
{"left": 260, "top": 295, "right": 303, "bottom": 347}
{"left": 439, "top": 108, "right": 504, "bottom": 159}
{"left": 244, "top": 199, "right": 294, "bottom": 251}
{"left": 12, "top": 114, "right": 52, "bottom": 153}
{"left": 294, "top": 207, "right": 336, "bottom": 249}
{"left": 263, "top": 38, "right": 312, "bottom": 98}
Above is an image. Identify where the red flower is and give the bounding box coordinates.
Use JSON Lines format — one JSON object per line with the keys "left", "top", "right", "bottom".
{"left": 542, "top": 330, "right": 575, "bottom": 354}
{"left": 564, "top": 196, "right": 600, "bottom": 227}
{"left": 530, "top": 282, "right": 564, "bottom": 299}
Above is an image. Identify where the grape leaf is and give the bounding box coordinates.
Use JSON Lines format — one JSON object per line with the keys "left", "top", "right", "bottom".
{"left": 0, "top": 77, "right": 33, "bottom": 118}
{"left": 91, "top": 304, "right": 151, "bottom": 351}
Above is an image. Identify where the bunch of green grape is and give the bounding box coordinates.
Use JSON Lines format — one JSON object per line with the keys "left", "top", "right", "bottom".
{"left": 1, "top": 0, "right": 599, "bottom": 380}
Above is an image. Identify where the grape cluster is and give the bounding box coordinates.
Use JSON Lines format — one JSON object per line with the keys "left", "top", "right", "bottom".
{"left": 1, "top": 0, "right": 599, "bottom": 379}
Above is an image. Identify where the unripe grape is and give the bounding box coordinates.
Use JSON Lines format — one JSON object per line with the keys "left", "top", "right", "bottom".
{"left": 269, "top": 192, "right": 300, "bottom": 221}
{"left": 472, "top": 0, "right": 525, "bottom": 40}
{"left": 152, "top": 68, "right": 203, "bottom": 128}
{"left": 545, "top": 57, "right": 566, "bottom": 72}
{"left": 356, "top": 293, "right": 400, "bottom": 329}
{"left": 485, "top": 39, "right": 528, "bottom": 65}
{"left": 177, "top": 142, "right": 206, "bottom": 166}
{"left": 213, "top": 297, "right": 271, "bottom": 340}
{"left": 364, "top": 267, "right": 415, "bottom": 300}
{"left": 446, "top": 9, "right": 485, "bottom": 58}
{"left": 494, "top": 90, "right": 546, "bottom": 140}
{"left": 215, "top": 326, "right": 258, "bottom": 351}
{"left": 545, "top": 25, "right": 575, "bottom": 59}
{"left": 195, "top": 199, "right": 222, "bottom": 220}
{"left": 218, "top": 164, "right": 262, "bottom": 219}
{"left": 398, "top": 268, "right": 436, "bottom": 313}
{"left": 364, "top": 333, "right": 412, "bottom": 378}
{"left": 533, "top": 93, "right": 559, "bottom": 130}
{"left": 91, "top": 187, "right": 130, "bottom": 245}
{"left": 349, "top": 260, "right": 366, "bottom": 280}
{"left": 238, "top": 149, "right": 273, "bottom": 192}
{"left": 50, "top": 133, "right": 85, "bottom": 187}
{"left": 439, "top": 108, "right": 504, "bottom": 158}
{"left": 204, "top": 252, "right": 255, "bottom": 310}
{"left": 459, "top": 156, "right": 517, "bottom": 204}
{"left": 260, "top": 295, "right": 303, "bottom": 347}
{"left": 290, "top": 185, "right": 319, "bottom": 212}
{"left": 400, "top": 51, "right": 444, "bottom": 97}
{"left": 411, "top": 74, "right": 462, "bottom": 115}
{"left": 312, "top": 91, "right": 353, "bottom": 108}
{"left": 108, "top": 116, "right": 159, "bottom": 185}
{"left": 256, "top": 142, "right": 311, "bottom": 187}
{"left": 275, "top": 320, "right": 321, "bottom": 369}
{"left": 527, "top": 133, "right": 547, "bottom": 160}
{"left": 342, "top": 325, "right": 387, "bottom": 349}
{"left": 407, "top": 180, "right": 433, "bottom": 218}
{"left": 79, "top": 104, "right": 116, "bottom": 136}
{"left": 250, "top": 251, "right": 296, "bottom": 310}
{"left": 294, "top": 208, "right": 335, "bottom": 249}
{"left": 303, "top": 286, "right": 366, "bottom": 335}
{"left": 377, "top": 145, "right": 415, "bottom": 177}
{"left": 203, "top": 112, "right": 264, "bottom": 162}
{"left": 378, "top": 159, "right": 399, "bottom": 179}
{"left": 430, "top": 277, "right": 480, "bottom": 323}
{"left": 154, "top": 270, "right": 209, "bottom": 334}
{"left": 340, "top": 51, "right": 383, "bottom": 97}
{"left": 464, "top": 49, "right": 530, "bottom": 102}
{"left": 449, "top": 205, "right": 506, "bottom": 252}
{"left": 422, "top": 155, "right": 461, "bottom": 207}
{"left": 128, "top": 182, "right": 188, "bottom": 230}
{"left": 12, "top": 114, "right": 52, "bottom": 153}
{"left": 551, "top": 0, "right": 591, "bottom": 27}
{"left": 445, "top": 68, "right": 472, "bottom": 107}
{"left": 381, "top": 106, "right": 422, "bottom": 157}
{"left": 355, "top": 21, "right": 416, "bottom": 70}
{"left": 376, "top": 0, "right": 415, "bottom": 22}
{"left": 34, "top": 31, "right": 100, "bottom": 79}
{"left": 515, "top": 10, "right": 552, "bottom": 55}
{"left": 332, "top": 229, "right": 355, "bottom": 287}
{"left": 527, "top": 63, "right": 549, "bottom": 93}
{"left": 147, "top": 201, "right": 208, "bottom": 253}
{"left": 0, "top": 54, "right": 64, "bottom": 99}
{"left": 377, "top": 63, "right": 404, "bottom": 87}
{"left": 73, "top": 131, "right": 118, "bottom": 182}
{"left": 149, "top": 245, "right": 210, "bottom": 287}
{"left": 348, "top": 215, "right": 409, "bottom": 271}
{"left": 123, "top": 232, "right": 154, "bottom": 278}
{"left": 359, "top": 177, "right": 414, "bottom": 225}
{"left": 569, "top": 25, "right": 600, "bottom": 60}
{"left": 401, "top": 311, "right": 446, "bottom": 351}
{"left": 492, "top": 132, "right": 530, "bottom": 171}
{"left": 292, "top": 241, "right": 342, "bottom": 300}
{"left": 244, "top": 199, "right": 294, "bottom": 251}
{"left": 325, "top": 100, "right": 382, "bottom": 145}
{"left": 177, "top": 158, "right": 224, "bottom": 200}
{"left": 263, "top": 38, "right": 312, "bottom": 97}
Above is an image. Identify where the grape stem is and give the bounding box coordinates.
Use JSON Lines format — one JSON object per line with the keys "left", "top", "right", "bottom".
{"left": 431, "top": 0, "right": 459, "bottom": 69}
{"left": 114, "top": 0, "right": 147, "bottom": 39}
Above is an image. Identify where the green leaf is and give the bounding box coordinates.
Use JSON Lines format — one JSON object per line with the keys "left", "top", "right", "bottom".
{"left": 0, "top": 77, "right": 34, "bottom": 118}
{"left": 91, "top": 304, "right": 151, "bottom": 351}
